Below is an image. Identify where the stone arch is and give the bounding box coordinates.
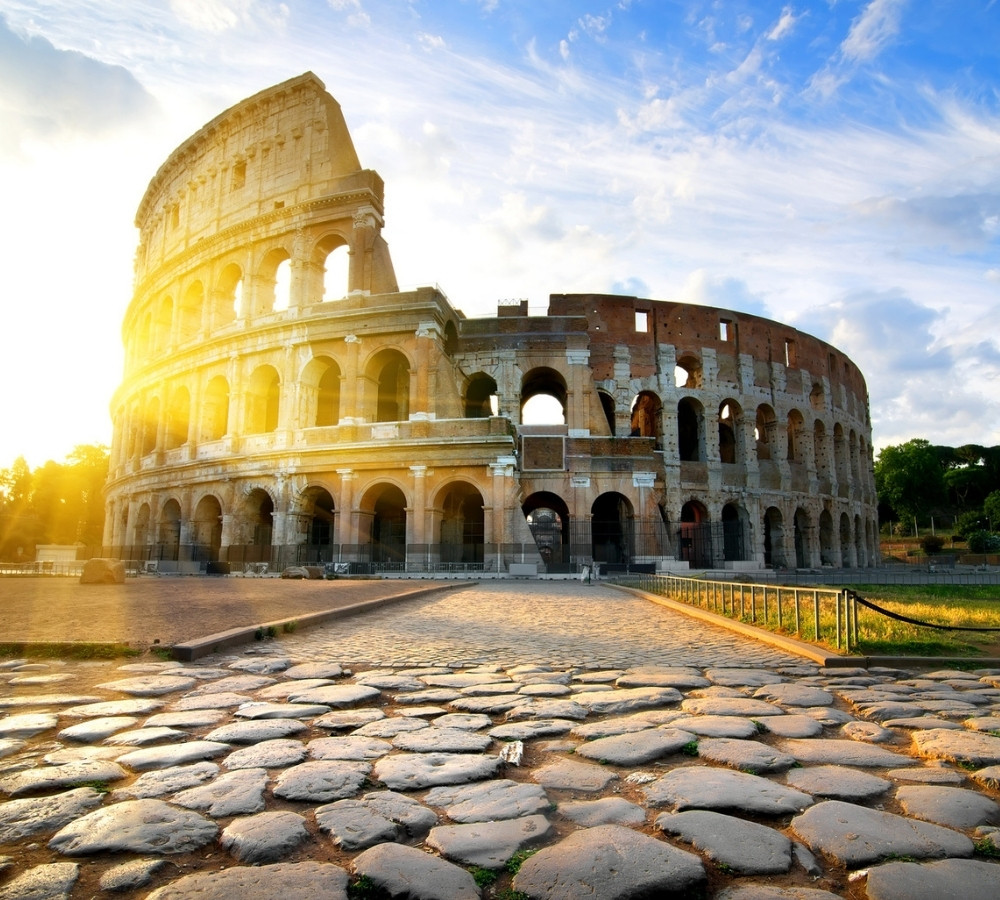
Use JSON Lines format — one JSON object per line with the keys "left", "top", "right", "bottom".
{"left": 722, "top": 501, "right": 750, "bottom": 561}
{"left": 464, "top": 373, "right": 498, "bottom": 419}
{"left": 158, "top": 499, "right": 181, "bottom": 560}
{"left": 794, "top": 507, "right": 812, "bottom": 568}
{"left": 813, "top": 419, "right": 829, "bottom": 483}
{"left": 216, "top": 262, "right": 243, "bottom": 325}
{"left": 178, "top": 280, "right": 203, "bottom": 342}
{"left": 134, "top": 503, "right": 151, "bottom": 552}
{"left": 763, "top": 506, "right": 786, "bottom": 568}
{"left": 718, "top": 400, "right": 742, "bottom": 464}
{"left": 679, "top": 499, "right": 711, "bottom": 568}
{"left": 755, "top": 404, "right": 776, "bottom": 461}
{"left": 592, "top": 492, "right": 634, "bottom": 568}
{"left": 314, "top": 232, "right": 350, "bottom": 303}
{"left": 597, "top": 390, "right": 616, "bottom": 436}
{"left": 819, "top": 509, "right": 836, "bottom": 566}
{"left": 840, "top": 511, "right": 852, "bottom": 567}
{"left": 675, "top": 353, "right": 702, "bottom": 388}
{"left": 854, "top": 513, "right": 866, "bottom": 567}
{"left": 301, "top": 485, "right": 336, "bottom": 559}
{"left": 247, "top": 365, "right": 281, "bottom": 433}
{"left": 443, "top": 320, "right": 459, "bottom": 356}
{"left": 522, "top": 491, "right": 570, "bottom": 571}
{"left": 631, "top": 391, "right": 662, "bottom": 442}
{"left": 833, "top": 423, "right": 849, "bottom": 483}
{"left": 521, "top": 367, "right": 567, "bottom": 425}
{"left": 810, "top": 381, "right": 825, "bottom": 411}
{"left": 257, "top": 247, "right": 291, "bottom": 315}
{"left": 165, "top": 386, "right": 190, "bottom": 450}
{"left": 365, "top": 348, "right": 410, "bottom": 423}
{"left": 359, "top": 483, "right": 408, "bottom": 567}
{"left": 202, "top": 376, "right": 230, "bottom": 441}
{"left": 155, "top": 296, "right": 173, "bottom": 353}
{"left": 141, "top": 396, "right": 160, "bottom": 456}
{"left": 240, "top": 487, "right": 275, "bottom": 559}
{"left": 192, "top": 494, "right": 223, "bottom": 562}
{"left": 677, "top": 397, "right": 704, "bottom": 462}
{"left": 437, "top": 481, "right": 485, "bottom": 565}
{"left": 302, "top": 356, "right": 342, "bottom": 427}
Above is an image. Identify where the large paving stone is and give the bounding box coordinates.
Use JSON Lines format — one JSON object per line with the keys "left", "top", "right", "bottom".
{"left": 575, "top": 727, "right": 695, "bottom": 765}
{"left": 170, "top": 691, "right": 253, "bottom": 710}
{"left": 0, "top": 759, "right": 127, "bottom": 797}
{"left": 513, "top": 823, "right": 705, "bottom": 899}
{"left": 421, "top": 671, "right": 512, "bottom": 687}
{"left": 760, "top": 715, "right": 824, "bottom": 738}
{"left": 533, "top": 758, "right": 620, "bottom": 792}
{"left": 96, "top": 674, "right": 196, "bottom": 696}
{"left": 104, "top": 726, "right": 188, "bottom": 747}
{"left": 352, "top": 842, "right": 478, "bottom": 900}
{"left": 111, "top": 761, "right": 219, "bottom": 799}
{"left": 656, "top": 809, "right": 792, "bottom": 874}
{"left": 221, "top": 810, "right": 310, "bottom": 863}
{"left": 362, "top": 790, "right": 438, "bottom": 836}
{"left": 424, "top": 778, "right": 550, "bottom": 821}
{"left": 172, "top": 767, "right": 268, "bottom": 816}
{"left": 864, "top": 858, "right": 1000, "bottom": 900}
{"left": 706, "top": 667, "right": 786, "bottom": 687}
{"left": 282, "top": 661, "right": 345, "bottom": 679}
{"left": 98, "top": 858, "right": 169, "bottom": 892}
{"left": 308, "top": 735, "right": 392, "bottom": 760}
{"left": 753, "top": 683, "right": 833, "bottom": 706}
{"left": 185, "top": 674, "right": 276, "bottom": 695}
{"left": 670, "top": 715, "right": 759, "bottom": 738}
{"left": 784, "top": 764, "right": 892, "bottom": 801}
{"left": 233, "top": 701, "right": 330, "bottom": 719}
{"left": 895, "top": 784, "right": 1000, "bottom": 829}
{"left": 777, "top": 738, "right": 910, "bottom": 767}
{"left": 116, "top": 740, "right": 230, "bottom": 771}
{"left": 285, "top": 684, "right": 380, "bottom": 706}
{"left": 352, "top": 717, "right": 429, "bottom": 738}
{"left": 0, "top": 713, "right": 58, "bottom": 738}
{"left": 391, "top": 726, "right": 493, "bottom": 753}
{"left": 145, "top": 861, "right": 349, "bottom": 899}
{"left": 315, "top": 798, "right": 400, "bottom": 849}
{"left": 433, "top": 713, "right": 492, "bottom": 731}
{"left": 63, "top": 698, "right": 163, "bottom": 718}
{"left": 715, "top": 888, "right": 843, "bottom": 900}
{"left": 272, "top": 760, "right": 370, "bottom": 802}
{"left": 224, "top": 738, "right": 307, "bottom": 769}
{"left": 489, "top": 719, "right": 577, "bottom": 740}
{"left": 791, "top": 799, "right": 974, "bottom": 865}
{"left": 558, "top": 796, "right": 646, "bottom": 826}
{"left": 911, "top": 728, "right": 1000, "bottom": 765}
{"left": 571, "top": 710, "right": 680, "bottom": 739}
{"left": 508, "top": 698, "right": 589, "bottom": 720}
{"left": 616, "top": 666, "right": 710, "bottom": 689}
{"left": 205, "top": 718, "right": 307, "bottom": 744}
{"left": 642, "top": 766, "right": 813, "bottom": 816}
{"left": 374, "top": 751, "right": 501, "bottom": 789}
{"left": 0, "top": 862, "right": 78, "bottom": 900}
{"left": 695, "top": 737, "right": 797, "bottom": 773}
{"left": 576, "top": 686, "right": 682, "bottom": 714}
{"left": 314, "top": 708, "right": 386, "bottom": 730}
{"left": 0, "top": 787, "right": 103, "bottom": 843}
{"left": 681, "top": 697, "right": 785, "bottom": 717}
{"left": 49, "top": 798, "right": 217, "bottom": 855}
{"left": 426, "top": 814, "right": 551, "bottom": 866}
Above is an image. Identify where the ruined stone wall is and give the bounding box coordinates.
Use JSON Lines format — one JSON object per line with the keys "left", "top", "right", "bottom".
{"left": 104, "top": 74, "right": 878, "bottom": 574}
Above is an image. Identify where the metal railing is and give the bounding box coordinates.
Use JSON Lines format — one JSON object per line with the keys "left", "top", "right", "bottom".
{"left": 613, "top": 572, "right": 859, "bottom": 652}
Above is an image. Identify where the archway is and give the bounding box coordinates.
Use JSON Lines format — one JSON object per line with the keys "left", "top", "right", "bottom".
{"left": 678, "top": 399, "right": 703, "bottom": 461}
{"left": 302, "top": 487, "right": 336, "bottom": 562}
{"left": 202, "top": 376, "right": 229, "bottom": 441}
{"left": 794, "top": 507, "right": 811, "bottom": 568}
{"left": 133, "top": 503, "right": 151, "bottom": 557}
{"left": 247, "top": 366, "right": 280, "bottom": 433}
{"left": 366, "top": 350, "right": 410, "bottom": 423}
{"left": 630, "top": 391, "right": 661, "bottom": 442}
{"left": 439, "top": 483, "right": 485, "bottom": 565}
{"left": 192, "top": 495, "right": 223, "bottom": 562}
{"left": 679, "top": 500, "right": 711, "bottom": 568}
{"left": 819, "top": 509, "right": 836, "bottom": 566}
{"left": 521, "top": 368, "right": 567, "bottom": 425}
{"left": 592, "top": 492, "right": 633, "bottom": 569}
{"left": 718, "top": 401, "right": 741, "bottom": 464}
{"left": 157, "top": 499, "right": 181, "bottom": 561}
{"left": 722, "top": 502, "right": 749, "bottom": 561}
{"left": 465, "top": 374, "right": 498, "bottom": 418}
{"left": 522, "top": 491, "right": 570, "bottom": 572}
{"left": 241, "top": 488, "right": 274, "bottom": 564}
{"left": 763, "top": 506, "right": 785, "bottom": 568}
{"left": 840, "top": 512, "right": 852, "bottom": 567}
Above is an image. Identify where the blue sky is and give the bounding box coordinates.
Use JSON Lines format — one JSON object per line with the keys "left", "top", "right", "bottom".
{"left": 1, "top": 0, "right": 998, "bottom": 468}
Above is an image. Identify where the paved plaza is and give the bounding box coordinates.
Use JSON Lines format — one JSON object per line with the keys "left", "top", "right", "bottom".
{"left": 2, "top": 580, "right": 1000, "bottom": 899}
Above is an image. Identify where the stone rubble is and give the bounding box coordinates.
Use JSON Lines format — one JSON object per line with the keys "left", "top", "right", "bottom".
{"left": 0, "top": 581, "right": 998, "bottom": 898}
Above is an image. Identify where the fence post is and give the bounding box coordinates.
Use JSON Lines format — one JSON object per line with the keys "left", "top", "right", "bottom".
{"left": 853, "top": 592, "right": 859, "bottom": 647}
{"left": 776, "top": 588, "right": 783, "bottom": 630}
{"left": 751, "top": 585, "right": 757, "bottom": 623}
{"left": 836, "top": 591, "right": 842, "bottom": 650}
{"left": 793, "top": 588, "right": 801, "bottom": 635}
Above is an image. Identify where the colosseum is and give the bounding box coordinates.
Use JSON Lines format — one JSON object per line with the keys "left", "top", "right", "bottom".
{"left": 103, "top": 72, "right": 879, "bottom": 576}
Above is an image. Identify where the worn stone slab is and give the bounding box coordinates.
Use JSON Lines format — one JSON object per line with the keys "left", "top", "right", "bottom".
{"left": 63, "top": 698, "right": 163, "bottom": 718}
{"left": 696, "top": 737, "right": 797, "bottom": 773}
{"left": 285, "top": 683, "right": 380, "bottom": 707}
{"left": 912, "top": 728, "right": 1000, "bottom": 765}
{"left": 576, "top": 686, "right": 682, "bottom": 715}
{"left": 965, "top": 716, "right": 1000, "bottom": 732}
{"left": 352, "top": 842, "right": 478, "bottom": 900}
{"left": 489, "top": 719, "right": 577, "bottom": 740}
{"left": 234, "top": 701, "right": 330, "bottom": 719}
{"left": 398, "top": 705, "right": 447, "bottom": 717}
{"left": 785, "top": 765, "right": 892, "bottom": 801}
{"left": 58, "top": 716, "right": 140, "bottom": 742}
{"left": 682, "top": 697, "right": 785, "bottom": 717}
{"left": 518, "top": 682, "right": 572, "bottom": 696}
{"left": 229, "top": 657, "right": 291, "bottom": 674}
{"left": 111, "top": 761, "right": 219, "bottom": 799}
{"left": 282, "top": 661, "right": 345, "bottom": 679}
{"left": 0, "top": 862, "right": 78, "bottom": 900}
{"left": 0, "top": 713, "right": 58, "bottom": 738}
{"left": 657, "top": 809, "right": 792, "bottom": 874}
{"left": 362, "top": 790, "right": 438, "bottom": 836}
{"left": 0, "top": 693, "right": 101, "bottom": 709}
{"left": 448, "top": 693, "right": 526, "bottom": 713}
{"left": 753, "top": 683, "right": 833, "bottom": 706}
{"left": 0, "top": 787, "right": 103, "bottom": 843}
{"left": 970, "top": 765, "right": 1000, "bottom": 789}
{"left": 355, "top": 672, "right": 424, "bottom": 690}
{"left": 791, "top": 799, "right": 974, "bottom": 865}
{"left": 841, "top": 720, "right": 895, "bottom": 742}
{"left": 170, "top": 692, "right": 252, "bottom": 710}
{"left": 571, "top": 710, "right": 680, "bottom": 739}
{"left": 257, "top": 678, "right": 334, "bottom": 699}
{"left": 558, "top": 796, "right": 646, "bottom": 826}
{"left": 513, "top": 823, "right": 705, "bottom": 899}
{"left": 532, "top": 758, "right": 620, "bottom": 792}
{"left": 427, "top": 814, "right": 551, "bottom": 867}
{"left": 394, "top": 688, "right": 464, "bottom": 704}
{"left": 98, "top": 858, "right": 169, "bottom": 892}
{"left": 508, "top": 698, "right": 589, "bottom": 720}
{"left": 172, "top": 767, "right": 268, "bottom": 816}
{"left": 643, "top": 766, "right": 813, "bottom": 816}
{"left": 707, "top": 668, "right": 786, "bottom": 688}
{"left": 315, "top": 798, "right": 399, "bottom": 849}
{"left": 116, "top": 740, "right": 229, "bottom": 772}
{"left": 96, "top": 674, "right": 196, "bottom": 696}
{"left": 432, "top": 713, "right": 492, "bottom": 731}
{"left": 885, "top": 716, "right": 963, "bottom": 730}
{"left": 424, "top": 778, "right": 550, "bottom": 822}
{"left": 421, "top": 671, "right": 512, "bottom": 687}
{"left": 43, "top": 746, "right": 122, "bottom": 765}
{"left": 670, "top": 715, "right": 759, "bottom": 738}
{"left": 374, "top": 752, "right": 501, "bottom": 790}
{"left": 205, "top": 718, "right": 307, "bottom": 744}
{"left": 865, "top": 857, "right": 1000, "bottom": 900}
{"left": 715, "top": 888, "right": 843, "bottom": 900}
{"left": 224, "top": 738, "right": 307, "bottom": 769}
{"left": 890, "top": 766, "right": 966, "bottom": 784}
{"left": 220, "top": 810, "right": 309, "bottom": 863}
{"left": 314, "top": 708, "right": 385, "bottom": 730}
{"left": 145, "top": 861, "right": 349, "bottom": 900}
{"left": 104, "top": 726, "right": 189, "bottom": 747}
{"left": 186, "top": 674, "right": 276, "bottom": 695}
{"left": 856, "top": 700, "right": 930, "bottom": 722}
{"left": 778, "top": 738, "right": 910, "bottom": 767}
{"left": 0, "top": 738, "right": 23, "bottom": 759}
{"left": 272, "top": 760, "right": 370, "bottom": 802}
{"left": 0, "top": 758, "right": 127, "bottom": 797}
{"left": 352, "top": 716, "right": 429, "bottom": 738}
{"left": 308, "top": 735, "right": 392, "bottom": 760}
{"left": 760, "top": 715, "right": 824, "bottom": 738}
{"left": 49, "top": 798, "right": 217, "bottom": 855}
{"left": 895, "top": 785, "right": 1000, "bottom": 829}
{"left": 617, "top": 667, "right": 710, "bottom": 689}
{"left": 575, "top": 727, "right": 695, "bottom": 765}
{"left": 391, "top": 726, "right": 493, "bottom": 753}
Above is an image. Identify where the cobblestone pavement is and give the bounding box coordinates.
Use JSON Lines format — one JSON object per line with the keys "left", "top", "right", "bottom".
{"left": 1, "top": 581, "right": 1000, "bottom": 900}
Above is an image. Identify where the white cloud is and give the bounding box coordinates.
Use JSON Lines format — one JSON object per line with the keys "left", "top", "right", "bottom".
{"left": 841, "top": 0, "right": 906, "bottom": 63}
{"left": 417, "top": 32, "right": 447, "bottom": 52}
{"left": 766, "top": 6, "right": 800, "bottom": 42}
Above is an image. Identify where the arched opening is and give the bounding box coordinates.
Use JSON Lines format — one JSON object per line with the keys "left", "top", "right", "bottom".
{"left": 257, "top": 248, "right": 291, "bottom": 315}
{"left": 133, "top": 503, "right": 151, "bottom": 556}
{"left": 439, "top": 483, "right": 485, "bottom": 565}
{"left": 679, "top": 501, "right": 711, "bottom": 568}
{"left": 794, "top": 507, "right": 811, "bottom": 568}
{"left": 368, "top": 351, "right": 410, "bottom": 423}
{"left": 521, "top": 368, "right": 567, "bottom": 426}
{"left": 317, "top": 361, "right": 342, "bottom": 427}
{"left": 833, "top": 423, "right": 848, "bottom": 483}
{"left": 840, "top": 512, "right": 852, "bottom": 567}
{"left": 854, "top": 514, "right": 866, "bottom": 568}
{"left": 444, "top": 321, "right": 459, "bottom": 356}
{"left": 631, "top": 391, "right": 662, "bottom": 443}
{"left": 522, "top": 492, "right": 570, "bottom": 572}
{"left": 273, "top": 259, "right": 291, "bottom": 311}
{"left": 813, "top": 420, "right": 828, "bottom": 483}
{"left": 755, "top": 405, "right": 776, "bottom": 461}
{"left": 193, "top": 495, "right": 223, "bottom": 563}
{"left": 787, "top": 409, "right": 805, "bottom": 462}
{"left": 178, "top": 281, "right": 203, "bottom": 342}
{"left": 763, "top": 506, "right": 785, "bottom": 568}
{"left": 322, "top": 243, "right": 350, "bottom": 302}
{"left": 464, "top": 374, "right": 499, "bottom": 418}
{"left": 592, "top": 492, "right": 633, "bottom": 569}
{"left": 598, "top": 391, "right": 616, "bottom": 436}
{"left": 718, "top": 401, "right": 741, "bottom": 464}
{"left": 810, "top": 381, "right": 825, "bottom": 411}
{"left": 202, "top": 376, "right": 229, "bottom": 441}
{"left": 677, "top": 398, "right": 703, "bottom": 462}
{"left": 247, "top": 366, "right": 280, "bottom": 433}
{"left": 722, "top": 502, "right": 750, "bottom": 561}
{"left": 216, "top": 262, "right": 242, "bottom": 325}
{"left": 141, "top": 397, "right": 160, "bottom": 456}
{"left": 302, "top": 487, "right": 336, "bottom": 562}
{"left": 165, "top": 387, "right": 190, "bottom": 450}
{"left": 237, "top": 488, "right": 274, "bottom": 565}
{"left": 675, "top": 354, "right": 702, "bottom": 388}
{"left": 155, "top": 297, "right": 173, "bottom": 353}
{"left": 157, "top": 499, "right": 181, "bottom": 561}
{"left": 819, "top": 509, "right": 836, "bottom": 566}
{"left": 361, "top": 484, "right": 407, "bottom": 569}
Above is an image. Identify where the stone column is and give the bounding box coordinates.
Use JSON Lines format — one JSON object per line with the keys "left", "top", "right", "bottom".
{"left": 489, "top": 457, "right": 517, "bottom": 573}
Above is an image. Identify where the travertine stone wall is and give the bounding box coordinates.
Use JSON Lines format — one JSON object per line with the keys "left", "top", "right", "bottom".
{"left": 104, "top": 73, "right": 878, "bottom": 573}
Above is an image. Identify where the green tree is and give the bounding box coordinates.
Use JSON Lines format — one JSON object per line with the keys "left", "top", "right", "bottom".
{"left": 874, "top": 439, "right": 946, "bottom": 524}
{"left": 983, "top": 490, "right": 1000, "bottom": 531}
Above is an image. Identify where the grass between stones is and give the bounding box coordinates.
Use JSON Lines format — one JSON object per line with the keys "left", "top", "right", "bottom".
{"left": 0, "top": 642, "right": 140, "bottom": 660}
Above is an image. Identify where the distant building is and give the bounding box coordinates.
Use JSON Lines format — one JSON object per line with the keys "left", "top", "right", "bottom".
{"left": 104, "top": 72, "right": 878, "bottom": 574}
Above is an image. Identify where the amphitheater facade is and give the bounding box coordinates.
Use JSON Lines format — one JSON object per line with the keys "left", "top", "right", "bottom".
{"left": 103, "top": 72, "right": 878, "bottom": 575}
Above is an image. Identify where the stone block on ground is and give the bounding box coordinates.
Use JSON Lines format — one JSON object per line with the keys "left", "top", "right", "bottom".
{"left": 80, "top": 558, "right": 125, "bottom": 584}
{"left": 352, "top": 842, "right": 479, "bottom": 900}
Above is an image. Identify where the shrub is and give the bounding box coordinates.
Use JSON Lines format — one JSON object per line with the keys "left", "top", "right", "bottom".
{"left": 920, "top": 534, "right": 945, "bottom": 555}
{"left": 955, "top": 510, "right": 986, "bottom": 540}
{"left": 967, "top": 530, "right": 1000, "bottom": 554}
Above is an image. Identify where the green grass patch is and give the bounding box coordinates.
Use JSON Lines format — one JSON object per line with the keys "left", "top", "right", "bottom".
{"left": 469, "top": 867, "right": 498, "bottom": 888}
{"left": 505, "top": 849, "right": 538, "bottom": 875}
{"left": 681, "top": 740, "right": 699, "bottom": 757}
{"left": 73, "top": 780, "right": 111, "bottom": 794}
{"left": 974, "top": 837, "right": 1000, "bottom": 858}
{"left": 0, "top": 642, "right": 140, "bottom": 660}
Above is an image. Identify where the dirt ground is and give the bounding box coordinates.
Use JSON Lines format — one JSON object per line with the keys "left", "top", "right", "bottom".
{"left": 0, "top": 576, "right": 449, "bottom": 650}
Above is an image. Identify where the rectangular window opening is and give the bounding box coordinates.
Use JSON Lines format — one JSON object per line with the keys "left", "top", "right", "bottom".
{"left": 785, "top": 339, "right": 797, "bottom": 367}
{"left": 231, "top": 160, "right": 247, "bottom": 191}
{"left": 635, "top": 310, "right": 648, "bottom": 333}
{"left": 719, "top": 319, "right": 732, "bottom": 341}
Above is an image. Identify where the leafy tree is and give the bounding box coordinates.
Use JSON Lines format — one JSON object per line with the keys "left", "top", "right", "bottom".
{"left": 874, "top": 439, "right": 946, "bottom": 524}
{"left": 984, "top": 491, "right": 1000, "bottom": 531}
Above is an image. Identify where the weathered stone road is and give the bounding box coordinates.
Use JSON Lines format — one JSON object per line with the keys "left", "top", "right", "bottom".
{"left": 2, "top": 580, "right": 1000, "bottom": 900}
